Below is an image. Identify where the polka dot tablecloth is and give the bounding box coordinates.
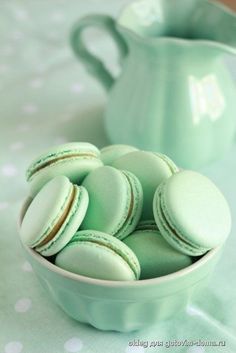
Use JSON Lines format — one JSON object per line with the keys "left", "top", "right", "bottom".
{"left": 0, "top": 1, "right": 236, "bottom": 352}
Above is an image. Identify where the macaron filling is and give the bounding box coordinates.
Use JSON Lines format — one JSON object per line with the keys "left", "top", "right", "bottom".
{"left": 27, "top": 152, "right": 99, "bottom": 181}
{"left": 36, "top": 185, "right": 76, "bottom": 248}
{"left": 68, "top": 231, "right": 140, "bottom": 279}
{"left": 114, "top": 171, "right": 141, "bottom": 239}
{"left": 136, "top": 220, "right": 158, "bottom": 231}
{"left": 35, "top": 185, "right": 88, "bottom": 255}
{"left": 156, "top": 186, "right": 209, "bottom": 254}
{"left": 115, "top": 172, "right": 133, "bottom": 233}
{"left": 21, "top": 180, "right": 75, "bottom": 248}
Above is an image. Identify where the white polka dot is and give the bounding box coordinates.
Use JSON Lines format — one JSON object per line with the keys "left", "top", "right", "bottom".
{"left": 0, "top": 64, "right": 9, "bottom": 74}
{"left": 35, "top": 64, "right": 46, "bottom": 73}
{"left": 22, "top": 261, "right": 33, "bottom": 272}
{"left": 1, "top": 164, "right": 18, "bottom": 177}
{"left": 0, "top": 202, "right": 9, "bottom": 210}
{"left": 10, "top": 142, "right": 24, "bottom": 151}
{"left": 51, "top": 12, "right": 65, "bottom": 23}
{"left": 14, "top": 9, "right": 28, "bottom": 21}
{"left": 18, "top": 123, "right": 31, "bottom": 132}
{"left": 22, "top": 104, "right": 38, "bottom": 114}
{"left": 4, "top": 341, "right": 23, "bottom": 353}
{"left": 11, "top": 30, "right": 24, "bottom": 41}
{"left": 187, "top": 347, "right": 205, "bottom": 353}
{"left": 29, "top": 78, "right": 44, "bottom": 89}
{"left": 64, "top": 338, "right": 83, "bottom": 352}
{"left": 126, "top": 346, "right": 145, "bottom": 353}
{"left": 15, "top": 298, "right": 32, "bottom": 313}
{"left": 71, "top": 83, "right": 83, "bottom": 93}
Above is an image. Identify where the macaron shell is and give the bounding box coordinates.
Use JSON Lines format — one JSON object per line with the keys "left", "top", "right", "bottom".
{"left": 153, "top": 171, "right": 231, "bottom": 255}
{"left": 115, "top": 170, "right": 143, "bottom": 240}
{"left": 112, "top": 151, "right": 176, "bottom": 220}
{"left": 20, "top": 176, "right": 73, "bottom": 247}
{"left": 36, "top": 185, "right": 89, "bottom": 256}
{"left": 123, "top": 229, "right": 192, "bottom": 279}
{"left": 27, "top": 142, "right": 103, "bottom": 196}
{"left": 154, "top": 184, "right": 207, "bottom": 256}
{"left": 71, "top": 230, "right": 140, "bottom": 279}
{"left": 29, "top": 157, "right": 102, "bottom": 196}
{"left": 81, "top": 166, "right": 137, "bottom": 237}
{"left": 18, "top": 196, "right": 33, "bottom": 228}
{"left": 56, "top": 243, "right": 137, "bottom": 281}
{"left": 55, "top": 230, "right": 141, "bottom": 281}
{"left": 27, "top": 142, "right": 101, "bottom": 180}
{"left": 100, "top": 144, "right": 138, "bottom": 165}
{"left": 152, "top": 152, "right": 179, "bottom": 174}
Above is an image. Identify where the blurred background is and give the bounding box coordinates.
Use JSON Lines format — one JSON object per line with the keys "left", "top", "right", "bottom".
{"left": 0, "top": 1, "right": 236, "bottom": 353}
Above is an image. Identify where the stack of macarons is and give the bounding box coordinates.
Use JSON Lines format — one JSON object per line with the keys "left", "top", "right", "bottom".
{"left": 19, "top": 142, "right": 232, "bottom": 281}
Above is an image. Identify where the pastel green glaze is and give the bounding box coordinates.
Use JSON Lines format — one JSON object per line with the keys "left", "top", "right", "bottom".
{"left": 21, "top": 238, "right": 222, "bottom": 332}
{"left": 71, "top": 0, "right": 236, "bottom": 168}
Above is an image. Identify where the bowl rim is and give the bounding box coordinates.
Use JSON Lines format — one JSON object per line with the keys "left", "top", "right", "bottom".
{"left": 21, "top": 239, "right": 222, "bottom": 288}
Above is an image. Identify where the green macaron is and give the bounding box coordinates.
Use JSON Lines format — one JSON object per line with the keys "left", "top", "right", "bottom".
{"left": 100, "top": 144, "right": 138, "bottom": 165}
{"left": 26, "top": 142, "right": 103, "bottom": 196}
{"left": 20, "top": 175, "right": 89, "bottom": 256}
{"left": 112, "top": 151, "right": 178, "bottom": 220}
{"left": 81, "top": 166, "right": 143, "bottom": 240}
{"left": 18, "top": 196, "right": 34, "bottom": 228}
{"left": 55, "top": 230, "right": 141, "bottom": 281}
{"left": 153, "top": 170, "right": 232, "bottom": 256}
{"left": 123, "top": 227, "right": 192, "bottom": 279}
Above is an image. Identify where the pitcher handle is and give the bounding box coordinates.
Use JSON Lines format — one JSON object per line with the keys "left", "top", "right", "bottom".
{"left": 70, "top": 14, "right": 128, "bottom": 91}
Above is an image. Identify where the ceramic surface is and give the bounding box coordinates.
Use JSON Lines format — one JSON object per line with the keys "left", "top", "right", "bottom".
{"left": 21, "top": 239, "right": 222, "bottom": 332}
{"left": 71, "top": 0, "right": 236, "bottom": 168}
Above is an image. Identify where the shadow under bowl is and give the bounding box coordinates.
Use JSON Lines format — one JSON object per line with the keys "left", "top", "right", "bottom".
{"left": 20, "top": 239, "right": 222, "bottom": 332}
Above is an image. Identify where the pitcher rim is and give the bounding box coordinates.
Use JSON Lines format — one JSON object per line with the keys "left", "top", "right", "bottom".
{"left": 116, "top": 0, "right": 236, "bottom": 55}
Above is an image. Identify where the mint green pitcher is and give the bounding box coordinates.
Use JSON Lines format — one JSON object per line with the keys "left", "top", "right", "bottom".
{"left": 71, "top": 0, "right": 236, "bottom": 168}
